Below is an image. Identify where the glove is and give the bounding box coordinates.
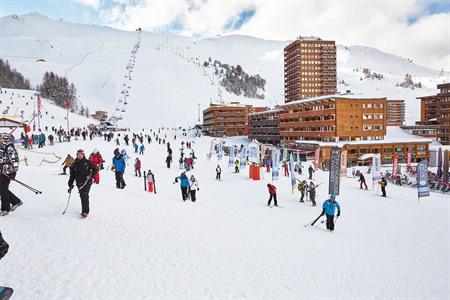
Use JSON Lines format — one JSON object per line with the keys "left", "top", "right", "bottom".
{"left": 86, "top": 176, "right": 91, "bottom": 181}
{"left": 197, "top": 188, "right": 199, "bottom": 191}
{"left": 337, "top": 211, "right": 341, "bottom": 217}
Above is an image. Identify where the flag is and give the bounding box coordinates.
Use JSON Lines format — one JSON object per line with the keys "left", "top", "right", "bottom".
{"left": 437, "top": 148, "right": 443, "bottom": 178}
{"left": 240, "top": 146, "right": 247, "bottom": 168}
{"left": 340, "top": 149, "right": 348, "bottom": 177}
{"left": 314, "top": 146, "right": 320, "bottom": 171}
{"left": 371, "top": 154, "right": 382, "bottom": 181}
{"left": 217, "top": 141, "right": 223, "bottom": 161}
{"left": 248, "top": 142, "right": 260, "bottom": 164}
{"left": 417, "top": 160, "right": 430, "bottom": 198}
{"left": 444, "top": 150, "right": 449, "bottom": 183}
{"left": 407, "top": 150, "right": 412, "bottom": 169}
{"left": 289, "top": 153, "right": 296, "bottom": 193}
{"left": 392, "top": 153, "right": 399, "bottom": 179}
{"left": 271, "top": 148, "right": 280, "bottom": 181}
{"left": 228, "top": 145, "right": 235, "bottom": 167}
{"left": 66, "top": 98, "right": 71, "bottom": 109}
{"left": 37, "top": 95, "right": 42, "bottom": 112}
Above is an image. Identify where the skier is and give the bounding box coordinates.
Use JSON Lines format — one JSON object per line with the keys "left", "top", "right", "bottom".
{"left": 308, "top": 181, "right": 317, "bottom": 206}
{"left": 61, "top": 154, "right": 75, "bottom": 175}
{"left": 267, "top": 183, "right": 278, "bottom": 207}
{"left": 139, "top": 144, "right": 145, "bottom": 155}
{"left": 379, "top": 177, "right": 387, "bottom": 197}
{"left": 234, "top": 159, "right": 240, "bottom": 173}
{"left": 133, "top": 143, "right": 139, "bottom": 153}
{"left": 112, "top": 148, "right": 126, "bottom": 189}
{"left": 0, "top": 133, "right": 22, "bottom": 216}
{"left": 216, "top": 165, "right": 221, "bottom": 180}
{"left": 134, "top": 158, "right": 142, "bottom": 177}
{"left": 146, "top": 169, "right": 155, "bottom": 193}
{"left": 358, "top": 172, "right": 368, "bottom": 190}
{"left": 174, "top": 172, "right": 190, "bottom": 201}
{"left": 68, "top": 149, "right": 97, "bottom": 218}
{"left": 297, "top": 180, "right": 307, "bottom": 202}
{"left": 308, "top": 165, "right": 314, "bottom": 180}
{"left": 189, "top": 175, "right": 199, "bottom": 202}
{"left": 283, "top": 161, "right": 289, "bottom": 176}
{"left": 89, "top": 149, "right": 104, "bottom": 184}
{"left": 321, "top": 194, "right": 341, "bottom": 231}
{"left": 120, "top": 149, "right": 129, "bottom": 166}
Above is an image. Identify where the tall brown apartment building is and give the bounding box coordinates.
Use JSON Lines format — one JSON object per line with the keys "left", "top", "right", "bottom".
{"left": 436, "top": 83, "right": 450, "bottom": 144}
{"left": 284, "top": 36, "right": 336, "bottom": 103}
{"left": 417, "top": 95, "right": 438, "bottom": 124}
{"left": 386, "top": 100, "right": 405, "bottom": 126}
{"left": 202, "top": 103, "right": 265, "bottom": 137}
{"left": 279, "top": 95, "right": 387, "bottom": 146}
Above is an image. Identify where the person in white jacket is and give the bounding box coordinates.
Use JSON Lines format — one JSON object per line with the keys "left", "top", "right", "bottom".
{"left": 189, "top": 175, "right": 199, "bottom": 202}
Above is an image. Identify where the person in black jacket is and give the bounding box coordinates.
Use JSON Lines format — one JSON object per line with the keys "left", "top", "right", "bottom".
{"left": 0, "top": 133, "right": 22, "bottom": 217}
{"left": 68, "top": 149, "right": 98, "bottom": 218}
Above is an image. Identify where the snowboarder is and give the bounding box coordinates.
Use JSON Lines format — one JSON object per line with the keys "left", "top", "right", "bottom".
{"left": 174, "top": 172, "right": 190, "bottom": 201}
{"left": 68, "top": 149, "right": 97, "bottom": 218}
{"left": 321, "top": 194, "right": 341, "bottom": 231}
{"left": 216, "top": 165, "right": 221, "bottom": 180}
{"left": 379, "top": 177, "right": 387, "bottom": 197}
{"left": 0, "top": 133, "right": 22, "bottom": 216}
{"left": 89, "top": 149, "right": 104, "bottom": 184}
{"left": 267, "top": 183, "right": 278, "bottom": 207}
{"left": 134, "top": 158, "right": 142, "bottom": 177}
{"left": 61, "top": 154, "right": 75, "bottom": 175}
{"left": 308, "top": 165, "right": 314, "bottom": 180}
{"left": 358, "top": 172, "right": 368, "bottom": 190}
{"left": 189, "top": 175, "right": 199, "bottom": 202}
{"left": 308, "top": 181, "right": 317, "bottom": 206}
{"left": 112, "top": 148, "right": 126, "bottom": 189}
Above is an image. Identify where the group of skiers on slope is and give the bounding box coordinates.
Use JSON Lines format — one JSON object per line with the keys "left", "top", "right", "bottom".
{"left": 174, "top": 172, "right": 199, "bottom": 202}
{"left": 297, "top": 180, "right": 318, "bottom": 206}
{"left": 357, "top": 171, "right": 388, "bottom": 197}
{"left": 280, "top": 161, "right": 315, "bottom": 180}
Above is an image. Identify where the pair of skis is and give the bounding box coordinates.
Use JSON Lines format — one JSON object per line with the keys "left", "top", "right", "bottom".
{"left": 304, "top": 213, "right": 339, "bottom": 228}
{"left": 143, "top": 171, "right": 157, "bottom": 194}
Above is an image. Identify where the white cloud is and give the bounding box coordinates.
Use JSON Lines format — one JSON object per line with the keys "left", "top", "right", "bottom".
{"left": 74, "top": 0, "right": 102, "bottom": 9}
{"left": 95, "top": 0, "right": 449, "bottom": 70}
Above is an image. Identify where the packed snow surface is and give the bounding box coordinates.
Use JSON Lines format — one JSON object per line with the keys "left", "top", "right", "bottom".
{"left": 0, "top": 129, "right": 448, "bottom": 299}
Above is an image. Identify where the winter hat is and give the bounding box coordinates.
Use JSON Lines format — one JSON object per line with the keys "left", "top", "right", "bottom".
{"left": 330, "top": 194, "right": 336, "bottom": 200}
{"left": 76, "top": 149, "right": 85, "bottom": 155}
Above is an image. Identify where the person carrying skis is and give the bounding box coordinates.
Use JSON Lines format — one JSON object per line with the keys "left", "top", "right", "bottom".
{"left": 0, "top": 133, "right": 22, "bottom": 216}
{"left": 134, "top": 158, "right": 142, "bottom": 177}
{"left": 174, "top": 172, "right": 190, "bottom": 201}
{"left": 379, "top": 176, "right": 387, "bottom": 197}
{"left": 308, "top": 181, "right": 317, "bottom": 206}
{"left": 216, "top": 165, "right": 221, "bottom": 180}
{"left": 112, "top": 148, "right": 126, "bottom": 189}
{"left": 189, "top": 175, "right": 199, "bottom": 202}
{"left": 146, "top": 169, "right": 155, "bottom": 193}
{"left": 297, "top": 180, "right": 307, "bottom": 202}
{"left": 267, "top": 183, "right": 278, "bottom": 207}
{"left": 89, "top": 149, "right": 104, "bottom": 184}
{"left": 61, "top": 154, "right": 75, "bottom": 175}
{"left": 358, "top": 172, "right": 368, "bottom": 190}
{"left": 68, "top": 149, "right": 97, "bottom": 218}
{"left": 308, "top": 165, "right": 314, "bottom": 180}
{"left": 321, "top": 194, "right": 341, "bottom": 231}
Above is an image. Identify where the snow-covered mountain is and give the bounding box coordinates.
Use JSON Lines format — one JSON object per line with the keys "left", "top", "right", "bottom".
{"left": 0, "top": 12, "right": 448, "bottom": 128}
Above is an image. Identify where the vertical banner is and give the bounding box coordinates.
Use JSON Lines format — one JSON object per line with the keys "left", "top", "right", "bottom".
{"left": 240, "top": 146, "right": 247, "bottom": 169}
{"left": 296, "top": 151, "right": 300, "bottom": 163}
{"left": 282, "top": 148, "right": 288, "bottom": 161}
{"left": 417, "top": 160, "right": 430, "bottom": 198}
{"left": 314, "top": 146, "right": 320, "bottom": 171}
{"left": 340, "top": 149, "right": 348, "bottom": 177}
{"left": 444, "top": 150, "right": 449, "bottom": 183}
{"left": 217, "top": 141, "right": 223, "bottom": 161}
{"left": 371, "top": 154, "right": 382, "bottom": 181}
{"left": 437, "top": 147, "right": 443, "bottom": 178}
{"left": 328, "top": 148, "right": 341, "bottom": 195}
{"left": 37, "top": 95, "right": 42, "bottom": 112}
{"left": 209, "top": 139, "right": 216, "bottom": 159}
{"left": 289, "top": 153, "right": 296, "bottom": 194}
{"left": 228, "top": 145, "right": 235, "bottom": 167}
{"left": 407, "top": 150, "right": 412, "bottom": 169}
{"left": 272, "top": 148, "right": 280, "bottom": 181}
{"left": 66, "top": 98, "right": 71, "bottom": 109}
{"left": 248, "top": 142, "right": 260, "bottom": 164}
{"left": 392, "top": 153, "right": 399, "bottom": 179}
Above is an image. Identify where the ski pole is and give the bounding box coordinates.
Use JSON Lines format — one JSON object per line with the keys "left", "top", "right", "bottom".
{"left": 62, "top": 190, "right": 72, "bottom": 214}
{"left": 8, "top": 176, "right": 42, "bottom": 194}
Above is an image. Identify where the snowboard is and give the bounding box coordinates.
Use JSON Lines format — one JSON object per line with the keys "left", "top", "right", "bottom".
{"left": 0, "top": 286, "right": 13, "bottom": 300}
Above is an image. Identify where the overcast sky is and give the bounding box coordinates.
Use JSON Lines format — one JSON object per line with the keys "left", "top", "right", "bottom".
{"left": 1, "top": 0, "right": 449, "bottom": 70}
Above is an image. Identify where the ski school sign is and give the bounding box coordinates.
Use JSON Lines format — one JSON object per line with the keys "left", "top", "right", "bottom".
{"left": 328, "top": 148, "right": 341, "bottom": 195}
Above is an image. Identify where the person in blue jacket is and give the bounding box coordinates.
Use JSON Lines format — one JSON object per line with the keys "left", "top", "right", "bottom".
{"left": 112, "top": 148, "right": 126, "bottom": 189}
{"left": 174, "top": 172, "right": 190, "bottom": 201}
{"left": 322, "top": 194, "right": 341, "bottom": 231}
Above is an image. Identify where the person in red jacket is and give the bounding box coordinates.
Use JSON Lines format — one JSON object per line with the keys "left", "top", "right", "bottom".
{"left": 134, "top": 158, "right": 142, "bottom": 177}
{"left": 89, "top": 149, "right": 104, "bottom": 184}
{"left": 267, "top": 183, "right": 278, "bottom": 207}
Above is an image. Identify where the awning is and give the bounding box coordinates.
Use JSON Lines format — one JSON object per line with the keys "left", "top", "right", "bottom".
{"left": 358, "top": 153, "right": 376, "bottom": 160}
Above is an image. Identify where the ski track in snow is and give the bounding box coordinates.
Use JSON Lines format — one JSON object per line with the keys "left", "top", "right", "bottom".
{"left": 0, "top": 131, "right": 448, "bottom": 299}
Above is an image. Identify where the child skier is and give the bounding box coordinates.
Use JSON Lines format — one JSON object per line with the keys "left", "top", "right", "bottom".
{"left": 267, "top": 183, "right": 278, "bottom": 207}
{"left": 216, "top": 165, "right": 221, "bottom": 180}
{"left": 89, "top": 149, "right": 104, "bottom": 184}
{"left": 379, "top": 177, "right": 387, "bottom": 197}
{"left": 234, "top": 159, "right": 240, "bottom": 173}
